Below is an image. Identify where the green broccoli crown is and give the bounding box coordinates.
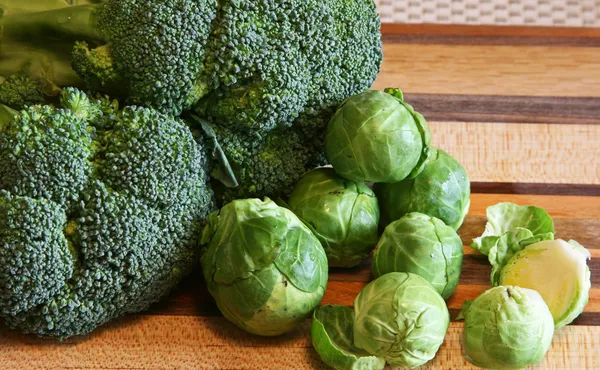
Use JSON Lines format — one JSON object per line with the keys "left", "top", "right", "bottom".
{"left": 0, "top": 89, "right": 214, "bottom": 338}
{"left": 74, "top": 0, "right": 218, "bottom": 116}
{"left": 0, "top": 73, "right": 46, "bottom": 110}
{"left": 196, "top": 0, "right": 382, "bottom": 132}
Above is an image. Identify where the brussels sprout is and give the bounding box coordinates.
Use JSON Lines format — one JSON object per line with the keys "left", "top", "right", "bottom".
{"left": 288, "top": 168, "right": 379, "bottom": 268}
{"left": 374, "top": 148, "right": 470, "bottom": 231}
{"left": 200, "top": 198, "right": 328, "bottom": 336}
{"left": 372, "top": 212, "right": 463, "bottom": 299}
{"left": 460, "top": 286, "right": 554, "bottom": 370}
{"left": 499, "top": 239, "right": 591, "bottom": 328}
{"left": 353, "top": 272, "right": 449, "bottom": 368}
{"left": 311, "top": 305, "right": 386, "bottom": 370}
{"left": 325, "top": 88, "right": 431, "bottom": 183}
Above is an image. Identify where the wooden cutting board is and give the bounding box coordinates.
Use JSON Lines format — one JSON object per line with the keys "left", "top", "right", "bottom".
{"left": 1, "top": 24, "right": 599, "bottom": 370}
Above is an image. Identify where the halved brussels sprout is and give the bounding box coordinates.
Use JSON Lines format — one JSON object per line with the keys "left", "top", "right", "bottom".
{"left": 372, "top": 212, "right": 463, "bottom": 299}
{"left": 472, "top": 202, "right": 591, "bottom": 327}
{"left": 499, "top": 239, "right": 591, "bottom": 328}
{"left": 200, "top": 198, "right": 328, "bottom": 336}
{"left": 311, "top": 305, "right": 386, "bottom": 370}
{"left": 353, "top": 272, "right": 449, "bottom": 368}
{"left": 288, "top": 168, "right": 379, "bottom": 268}
{"left": 374, "top": 148, "right": 470, "bottom": 231}
{"left": 459, "top": 286, "right": 554, "bottom": 370}
{"left": 325, "top": 88, "right": 431, "bottom": 183}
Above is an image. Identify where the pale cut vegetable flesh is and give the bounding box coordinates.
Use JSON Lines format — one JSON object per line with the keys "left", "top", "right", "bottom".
{"left": 499, "top": 239, "right": 591, "bottom": 328}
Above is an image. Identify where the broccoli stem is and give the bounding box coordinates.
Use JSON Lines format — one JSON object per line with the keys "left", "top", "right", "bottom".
{"left": 1, "top": 5, "right": 103, "bottom": 42}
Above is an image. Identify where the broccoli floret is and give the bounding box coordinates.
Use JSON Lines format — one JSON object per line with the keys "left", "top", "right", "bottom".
{"left": 196, "top": 0, "right": 382, "bottom": 132}
{"left": 0, "top": 89, "right": 214, "bottom": 339}
{"left": 204, "top": 123, "right": 326, "bottom": 203}
{"left": 0, "top": 73, "right": 46, "bottom": 109}
{"left": 71, "top": 0, "right": 218, "bottom": 116}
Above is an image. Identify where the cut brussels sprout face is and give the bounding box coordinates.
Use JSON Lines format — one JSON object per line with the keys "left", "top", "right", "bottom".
{"left": 374, "top": 148, "right": 470, "bottom": 231}
{"left": 311, "top": 305, "right": 386, "bottom": 370}
{"left": 353, "top": 272, "right": 449, "bottom": 369}
{"left": 288, "top": 168, "right": 379, "bottom": 268}
{"left": 500, "top": 239, "right": 591, "bottom": 328}
{"left": 471, "top": 202, "right": 591, "bottom": 328}
{"left": 325, "top": 88, "right": 431, "bottom": 183}
{"left": 200, "top": 198, "right": 328, "bottom": 336}
{"left": 460, "top": 286, "right": 554, "bottom": 370}
{"left": 372, "top": 212, "right": 463, "bottom": 299}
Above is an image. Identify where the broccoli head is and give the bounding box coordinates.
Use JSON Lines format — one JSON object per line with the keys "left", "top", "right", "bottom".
{"left": 0, "top": 88, "right": 214, "bottom": 339}
{"left": 1, "top": 0, "right": 382, "bottom": 201}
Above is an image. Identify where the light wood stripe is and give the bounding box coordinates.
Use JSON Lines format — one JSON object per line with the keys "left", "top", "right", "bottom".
{"left": 0, "top": 317, "right": 597, "bottom": 370}
{"left": 430, "top": 122, "right": 600, "bottom": 185}
{"left": 373, "top": 44, "right": 600, "bottom": 97}
{"left": 465, "top": 194, "right": 600, "bottom": 218}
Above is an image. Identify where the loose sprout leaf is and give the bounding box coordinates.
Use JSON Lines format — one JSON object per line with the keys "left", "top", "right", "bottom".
{"left": 311, "top": 305, "right": 386, "bottom": 370}
{"left": 472, "top": 202, "right": 555, "bottom": 252}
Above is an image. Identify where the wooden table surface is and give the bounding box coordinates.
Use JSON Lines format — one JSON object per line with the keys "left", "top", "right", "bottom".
{"left": 1, "top": 24, "right": 600, "bottom": 370}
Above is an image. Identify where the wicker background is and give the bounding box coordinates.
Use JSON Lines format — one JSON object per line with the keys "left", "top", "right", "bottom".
{"left": 376, "top": 0, "right": 600, "bottom": 27}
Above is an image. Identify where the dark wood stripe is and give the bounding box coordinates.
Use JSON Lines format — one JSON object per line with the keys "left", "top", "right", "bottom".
{"left": 381, "top": 24, "right": 600, "bottom": 47}
{"left": 471, "top": 182, "right": 600, "bottom": 196}
{"left": 403, "top": 93, "right": 600, "bottom": 125}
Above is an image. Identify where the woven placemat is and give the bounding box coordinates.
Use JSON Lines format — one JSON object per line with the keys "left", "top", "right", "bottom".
{"left": 377, "top": 0, "right": 600, "bottom": 27}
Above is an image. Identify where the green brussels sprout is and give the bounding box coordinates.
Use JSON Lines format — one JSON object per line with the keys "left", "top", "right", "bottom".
{"left": 372, "top": 212, "right": 463, "bottom": 299}
{"left": 288, "top": 168, "right": 379, "bottom": 268}
{"left": 311, "top": 305, "right": 386, "bottom": 370}
{"left": 460, "top": 286, "right": 554, "bottom": 370}
{"left": 353, "top": 272, "right": 449, "bottom": 368}
{"left": 499, "top": 239, "right": 591, "bottom": 328}
{"left": 325, "top": 88, "right": 431, "bottom": 183}
{"left": 200, "top": 198, "right": 328, "bottom": 336}
{"left": 374, "top": 147, "right": 470, "bottom": 230}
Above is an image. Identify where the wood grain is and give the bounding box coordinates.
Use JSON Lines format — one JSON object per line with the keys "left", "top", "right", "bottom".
{"left": 403, "top": 94, "right": 600, "bottom": 125}
{"left": 0, "top": 317, "right": 597, "bottom": 370}
{"left": 3, "top": 24, "right": 600, "bottom": 370}
{"left": 430, "top": 121, "right": 600, "bottom": 185}
{"left": 470, "top": 182, "right": 600, "bottom": 196}
{"left": 380, "top": 24, "right": 600, "bottom": 47}
{"left": 380, "top": 24, "right": 600, "bottom": 39}
{"left": 373, "top": 44, "right": 600, "bottom": 97}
